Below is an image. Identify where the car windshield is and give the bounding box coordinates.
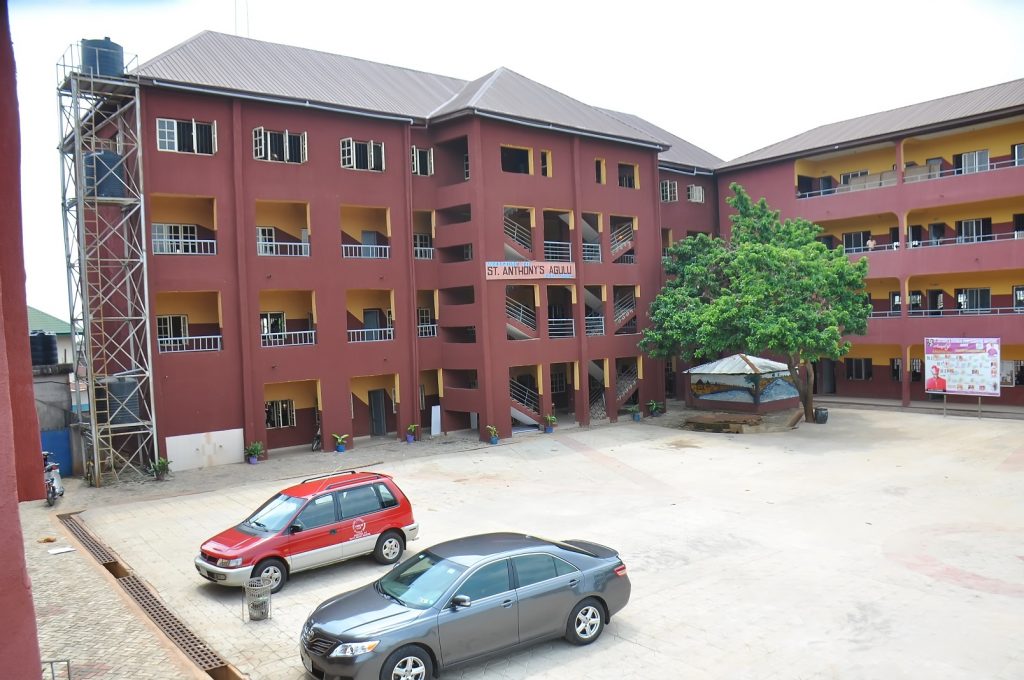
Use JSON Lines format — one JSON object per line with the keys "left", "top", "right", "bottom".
{"left": 243, "top": 494, "right": 304, "bottom": 533}
{"left": 378, "top": 550, "right": 467, "bottom": 610}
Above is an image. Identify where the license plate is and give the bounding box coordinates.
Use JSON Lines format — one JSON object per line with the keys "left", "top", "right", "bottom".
{"left": 302, "top": 652, "right": 313, "bottom": 674}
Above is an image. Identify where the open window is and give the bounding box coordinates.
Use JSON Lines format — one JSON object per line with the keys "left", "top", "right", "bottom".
{"left": 252, "top": 127, "right": 307, "bottom": 163}
{"left": 500, "top": 146, "right": 532, "bottom": 174}
{"left": 340, "top": 138, "right": 385, "bottom": 172}
{"left": 411, "top": 146, "right": 434, "bottom": 176}
{"left": 157, "top": 117, "right": 216, "bottom": 155}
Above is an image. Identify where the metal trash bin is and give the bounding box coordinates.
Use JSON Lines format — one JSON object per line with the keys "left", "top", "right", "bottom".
{"left": 813, "top": 407, "right": 829, "bottom": 424}
{"left": 244, "top": 577, "right": 272, "bottom": 621}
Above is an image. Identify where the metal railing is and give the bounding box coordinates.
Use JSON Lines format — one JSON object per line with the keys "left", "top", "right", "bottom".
{"left": 617, "top": 318, "right": 638, "bottom": 334}
{"left": 869, "top": 310, "right": 902, "bottom": 318}
{"left": 585, "top": 315, "right": 605, "bottom": 335}
{"left": 543, "top": 241, "right": 571, "bottom": 261}
{"left": 616, "top": 367, "right": 639, "bottom": 400}
{"left": 510, "top": 379, "right": 540, "bottom": 413}
{"left": 548, "top": 318, "right": 575, "bottom": 338}
{"left": 152, "top": 238, "right": 217, "bottom": 255}
{"left": 589, "top": 383, "right": 605, "bottom": 406}
{"left": 261, "top": 330, "right": 316, "bottom": 347}
{"left": 348, "top": 328, "right": 394, "bottom": 342}
{"left": 903, "top": 157, "right": 1023, "bottom": 184}
{"left": 905, "top": 231, "right": 1024, "bottom": 249}
{"left": 503, "top": 215, "right": 533, "bottom": 252}
{"left": 41, "top": 659, "right": 72, "bottom": 680}
{"left": 798, "top": 172, "right": 898, "bottom": 199}
{"left": 257, "top": 240, "right": 309, "bottom": 257}
{"left": 907, "top": 306, "right": 1024, "bottom": 317}
{"left": 417, "top": 323, "right": 437, "bottom": 338}
{"left": 582, "top": 242, "right": 601, "bottom": 262}
{"left": 610, "top": 225, "right": 634, "bottom": 252}
{"left": 506, "top": 297, "right": 536, "bottom": 330}
{"left": 342, "top": 244, "right": 390, "bottom": 259}
{"left": 613, "top": 296, "right": 635, "bottom": 323}
{"left": 843, "top": 242, "right": 900, "bottom": 254}
{"left": 157, "top": 335, "right": 222, "bottom": 353}
{"left": 615, "top": 253, "right": 636, "bottom": 264}
{"left": 413, "top": 246, "right": 434, "bottom": 260}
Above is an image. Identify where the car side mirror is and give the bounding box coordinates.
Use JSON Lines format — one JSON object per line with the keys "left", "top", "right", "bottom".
{"left": 450, "top": 594, "right": 471, "bottom": 609}
{"left": 289, "top": 523, "right": 303, "bottom": 534}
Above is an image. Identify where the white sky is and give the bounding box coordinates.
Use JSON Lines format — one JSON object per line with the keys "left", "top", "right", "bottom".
{"left": 10, "top": 0, "right": 1024, "bottom": 319}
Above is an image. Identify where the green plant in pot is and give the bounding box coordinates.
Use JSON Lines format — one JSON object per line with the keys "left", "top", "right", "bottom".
{"left": 627, "top": 404, "right": 642, "bottom": 422}
{"left": 486, "top": 425, "right": 499, "bottom": 445}
{"left": 149, "top": 456, "right": 171, "bottom": 480}
{"left": 244, "top": 441, "right": 264, "bottom": 464}
{"left": 543, "top": 414, "right": 557, "bottom": 433}
{"left": 332, "top": 433, "right": 349, "bottom": 453}
{"left": 647, "top": 400, "right": 662, "bottom": 417}
{"left": 406, "top": 424, "right": 419, "bottom": 444}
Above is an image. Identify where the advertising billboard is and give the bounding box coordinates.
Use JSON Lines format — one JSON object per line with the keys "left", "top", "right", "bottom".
{"left": 924, "top": 337, "right": 1001, "bottom": 397}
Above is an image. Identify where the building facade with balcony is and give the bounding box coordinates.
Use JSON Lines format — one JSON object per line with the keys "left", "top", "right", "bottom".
{"left": 716, "top": 78, "right": 1024, "bottom": 407}
{"left": 126, "top": 31, "right": 720, "bottom": 458}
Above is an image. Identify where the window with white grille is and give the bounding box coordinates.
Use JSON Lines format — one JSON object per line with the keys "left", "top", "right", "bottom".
{"left": 686, "top": 184, "right": 705, "bottom": 203}
{"left": 411, "top": 146, "right": 434, "bottom": 176}
{"left": 152, "top": 223, "right": 198, "bottom": 254}
{"left": 156, "top": 118, "right": 216, "bottom": 155}
{"left": 660, "top": 180, "right": 678, "bottom": 203}
{"left": 252, "top": 127, "right": 307, "bottom": 163}
{"left": 340, "top": 138, "right": 385, "bottom": 171}
{"left": 417, "top": 307, "right": 433, "bottom": 325}
{"left": 265, "top": 400, "right": 295, "bottom": 428}
{"left": 959, "top": 149, "right": 989, "bottom": 174}
{"left": 846, "top": 358, "right": 872, "bottom": 380}
{"left": 156, "top": 315, "right": 188, "bottom": 339}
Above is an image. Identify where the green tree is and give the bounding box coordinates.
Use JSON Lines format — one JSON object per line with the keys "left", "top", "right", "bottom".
{"left": 642, "top": 183, "right": 870, "bottom": 422}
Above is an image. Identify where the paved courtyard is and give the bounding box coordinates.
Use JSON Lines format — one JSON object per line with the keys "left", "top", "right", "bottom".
{"left": 24, "top": 407, "right": 1024, "bottom": 679}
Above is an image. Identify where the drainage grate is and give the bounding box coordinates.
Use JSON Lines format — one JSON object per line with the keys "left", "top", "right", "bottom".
{"left": 117, "top": 575, "right": 225, "bottom": 672}
{"left": 59, "top": 513, "right": 117, "bottom": 565}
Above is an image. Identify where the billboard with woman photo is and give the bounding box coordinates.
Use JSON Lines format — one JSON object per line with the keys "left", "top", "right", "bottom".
{"left": 924, "top": 337, "right": 1001, "bottom": 397}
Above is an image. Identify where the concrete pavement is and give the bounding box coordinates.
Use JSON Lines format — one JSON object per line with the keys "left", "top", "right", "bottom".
{"left": 23, "top": 407, "right": 1024, "bottom": 679}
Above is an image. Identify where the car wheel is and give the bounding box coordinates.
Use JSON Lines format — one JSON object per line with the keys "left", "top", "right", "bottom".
{"left": 373, "top": 530, "right": 405, "bottom": 565}
{"left": 252, "top": 558, "right": 288, "bottom": 594}
{"left": 379, "top": 645, "right": 431, "bottom": 680}
{"left": 565, "top": 598, "right": 604, "bottom": 645}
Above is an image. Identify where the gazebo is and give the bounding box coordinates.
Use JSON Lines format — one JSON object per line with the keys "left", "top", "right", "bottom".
{"left": 685, "top": 354, "right": 800, "bottom": 413}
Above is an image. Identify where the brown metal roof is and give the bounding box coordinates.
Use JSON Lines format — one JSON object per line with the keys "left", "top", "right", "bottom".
{"left": 598, "top": 109, "right": 722, "bottom": 170}
{"left": 722, "top": 77, "right": 1024, "bottom": 169}
{"left": 135, "top": 31, "right": 467, "bottom": 119}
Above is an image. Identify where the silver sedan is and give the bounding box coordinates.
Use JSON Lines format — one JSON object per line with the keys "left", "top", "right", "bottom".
{"left": 299, "top": 532, "right": 631, "bottom": 679}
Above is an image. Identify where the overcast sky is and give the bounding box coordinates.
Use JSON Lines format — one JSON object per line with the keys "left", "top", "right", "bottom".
{"left": 10, "top": 0, "right": 1024, "bottom": 319}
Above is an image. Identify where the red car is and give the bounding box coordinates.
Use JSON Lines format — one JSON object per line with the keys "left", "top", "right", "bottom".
{"left": 194, "top": 470, "right": 419, "bottom": 593}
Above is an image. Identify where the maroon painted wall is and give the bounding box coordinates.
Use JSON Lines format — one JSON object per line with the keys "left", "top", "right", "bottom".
{"left": 0, "top": 4, "right": 43, "bottom": 673}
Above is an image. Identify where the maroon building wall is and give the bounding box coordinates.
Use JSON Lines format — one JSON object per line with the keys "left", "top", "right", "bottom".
{"left": 0, "top": 4, "right": 43, "bottom": 674}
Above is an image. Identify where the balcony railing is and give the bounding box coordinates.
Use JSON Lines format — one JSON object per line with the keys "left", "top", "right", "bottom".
{"left": 799, "top": 172, "right": 898, "bottom": 199}
{"left": 870, "top": 310, "right": 902, "bottom": 318}
{"left": 510, "top": 379, "right": 540, "bottom": 413}
{"left": 543, "top": 241, "right": 571, "bottom": 261}
{"left": 261, "top": 330, "right": 316, "bottom": 347}
{"left": 615, "top": 253, "right": 636, "bottom": 264}
{"left": 506, "top": 297, "right": 537, "bottom": 330}
{"left": 503, "top": 215, "right": 533, "bottom": 252}
{"left": 257, "top": 241, "right": 309, "bottom": 257}
{"left": 843, "top": 242, "right": 900, "bottom": 254}
{"left": 153, "top": 238, "right": 217, "bottom": 255}
{"left": 585, "top": 315, "right": 605, "bottom": 336}
{"left": 616, "top": 366, "right": 639, "bottom": 400}
{"left": 417, "top": 323, "right": 438, "bottom": 338}
{"left": 157, "top": 335, "right": 222, "bottom": 353}
{"left": 904, "top": 157, "right": 1023, "bottom": 184}
{"left": 907, "top": 306, "right": 1024, "bottom": 317}
{"left": 906, "top": 231, "right": 1024, "bottom": 249}
{"left": 348, "top": 328, "right": 394, "bottom": 342}
{"left": 582, "top": 243, "right": 602, "bottom": 262}
{"left": 342, "top": 244, "right": 390, "bottom": 259}
{"left": 548, "top": 318, "right": 575, "bottom": 338}
{"left": 413, "top": 246, "right": 434, "bottom": 260}
{"left": 613, "top": 296, "right": 636, "bottom": 323}
{"left": 610, "top": 225, "right": 634, "bottom": 252}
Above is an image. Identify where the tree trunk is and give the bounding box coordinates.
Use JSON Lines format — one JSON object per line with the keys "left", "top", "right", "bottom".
{"left": 804, "top": 361, "right": 816, "bottom": 422}
{"left": 787, "top": 356, "right": 815, "bottom": 422}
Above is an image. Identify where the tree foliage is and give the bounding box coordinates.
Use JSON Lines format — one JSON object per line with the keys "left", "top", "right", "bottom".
{"left": 641, "top": 183, "right": 871, "bottom": 421}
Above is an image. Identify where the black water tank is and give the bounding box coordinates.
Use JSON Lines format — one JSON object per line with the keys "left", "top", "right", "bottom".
{"left": 81, "top": 38, "right": 124, "bottom": 77}
{"left": 30, "top": 331, "right": 58, "bottom": 366}
{"left": 84, "top": 151, "right": 124, "bottom": 198}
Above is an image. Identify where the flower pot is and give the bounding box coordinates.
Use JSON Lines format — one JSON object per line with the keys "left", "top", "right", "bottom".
{"left": 632, "top": 413, "right": 642, "bottom": 422}
{"left": 489, "top": 436, "right": 499, "bottom": 445}
{"left": 247, "top": 455, "right": 258, "bottom": 465}
{"left": 544, "top": 426, "right": 554, "bottom": 434}
{"left": 406, "top": 434, "right": 415, "bottom": 444}
{"left": 336, "top": 444, "right": 346, "bottom": 453}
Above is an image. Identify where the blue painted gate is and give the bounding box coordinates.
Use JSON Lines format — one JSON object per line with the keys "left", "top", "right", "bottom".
{"left": 41, "top": 429, "right": 72, "bottom": 477}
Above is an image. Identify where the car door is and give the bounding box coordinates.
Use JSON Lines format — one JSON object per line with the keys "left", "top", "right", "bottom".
{"left": 512, "top": 553, "right": 584, "bottom": 643}
{"left": 338, "top": 484, "right": 384, "bottom": 559}
{"left": 437, "top": 559, "right": 518, "bottom": 667}
{"left": 282, "top": 493, "right": 343, "bottom": 572}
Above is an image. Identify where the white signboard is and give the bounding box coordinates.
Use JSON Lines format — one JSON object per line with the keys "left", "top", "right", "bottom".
{"left": 924, "top": 337, "right": 1001, "bottom": 397}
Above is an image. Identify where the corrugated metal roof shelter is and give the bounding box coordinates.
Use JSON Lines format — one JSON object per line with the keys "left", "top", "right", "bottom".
{"left": 27, "top": 307, "right": 72, "bottom": 335}
{"left": 722, "top": 77, "right": 1024, "bottom": 169}
{"left": 686, "top": 354, "right": 789, "bottom": 375}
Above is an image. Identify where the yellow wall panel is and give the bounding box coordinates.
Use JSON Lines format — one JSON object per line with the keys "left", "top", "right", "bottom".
{"left": 796, "top": 145, "right": 897, "bottom": 178}
{"left": 264, "top": 380, "right": 318, "bottom": 409}
{"left": 845, "top": 343, "right": 901, "bottom": 363}
{"left": 346, "top": 289, "right": 392, "bottom": 320}
{"left": 908, "top": 197, "right": 1024, "bottom": 227}
{"left": 419, "top": 370, "right": 439, "bottom": 397}
{"left": 150, "top": 195, "right": 215, "bottom": 228}
{"left": 256, "top": 201, "right": 308, "bottom": 238}
{"left": 259, "top": 290, "right": 312, "bottom": 316}
{"left": 340, "top": 205, "right": 390, "bottom": 239}
{"left": 155, "top": 292, "right": 220, "bottom": 323}
{"left": 907, "top": 271, "right": 1023, "bottom": 294}
{"left": 349, "top": 374, "right": 396, "bottom": 403}
{"left": 904, "top": 121, "right": 1024, "bottom": 166}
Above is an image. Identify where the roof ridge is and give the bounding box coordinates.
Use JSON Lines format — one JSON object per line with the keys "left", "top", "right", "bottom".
{"left": 466, "top": 67, "right": 507, "bottom": 108}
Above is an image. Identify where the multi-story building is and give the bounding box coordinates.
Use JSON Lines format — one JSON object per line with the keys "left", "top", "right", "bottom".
{"left": 717, "top": 79, "right": 1024, "bottom": 407}
{"left": 62, "top": 31, "right": 719, "bottom": 468}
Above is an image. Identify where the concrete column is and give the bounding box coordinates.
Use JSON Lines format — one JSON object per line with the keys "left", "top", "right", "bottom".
{"left": 901, "top": 344, "right": 912, "bottom": 407}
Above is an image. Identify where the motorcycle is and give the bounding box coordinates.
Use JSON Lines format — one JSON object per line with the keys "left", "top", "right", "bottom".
{"left": 43, "top": 451, "right": 65, "bottom": 507}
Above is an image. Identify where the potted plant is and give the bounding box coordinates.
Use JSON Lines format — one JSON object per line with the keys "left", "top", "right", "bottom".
{"left": 647, "top": 400, "right": 662, "bottom": 417}
{"left": 626, "top": 404, "right": 642, "bottom": 422}
{"left": 406, "top": 424, "right": 419, "bottom": 444}
{"left": 486, "top": 425, "right": 499, "bottom": 445}
{"left": 332, "top": 433, "right": 349, "bottom": 453}
{"left": 244, "top": 441, "right": 264, "bottom": 464}
{"left": 543, "top": 414, "right": 557, "bottom": 434}
{"left": 149, "top": 456, "right": 171, "bottom": 481}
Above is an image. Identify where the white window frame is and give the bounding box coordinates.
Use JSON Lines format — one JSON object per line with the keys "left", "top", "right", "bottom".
{"left": 1014, "top": 143, "right": 1024, "bottom": 167}
{"left": 412, "top": 232, "right": 432, "bottom": 250}
{"left": 660, "top": 179, "right": 678, "bottom": 203}
{"left": 411, "top": 146, "right": 434, "bottom": 176}
{"left": 961, "top": 149, "right": 989, "bottom": 174}
{"left": 551, "top": 371, "right": 566, "bottom": 393}
{"left": 253, "top": 127, "right": 307, "bottom": 163}
{"left": 840, "top": 169, "right": 868, "bottom": 184}
{"left": 157, "top": 118, "right": 177, "bottom": 152}
{"left": 463, "top": 152, "right": 471, "bottom": 180}
{"left": 686, "top": 184, "right": 705, "bottom": 203}
{"left": 340, "top": 138, "right": 385, "bottom": 172}
{"left": 265, "top": 399, "right": 296, "bottom": 429}
{"left": 156, "top": 314, "right": 188, "bottom": 339}
{"left": 152, "top": 223, "right": 198, "bottom": 254}
{"left": 157, "top": 117, "right": 215, "bottom": 154}
{"left": 417, "top": 306, "right": 433, "bottom": 325}
{"left": 256, "top": 226, "right": 276, "bottom": 255}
